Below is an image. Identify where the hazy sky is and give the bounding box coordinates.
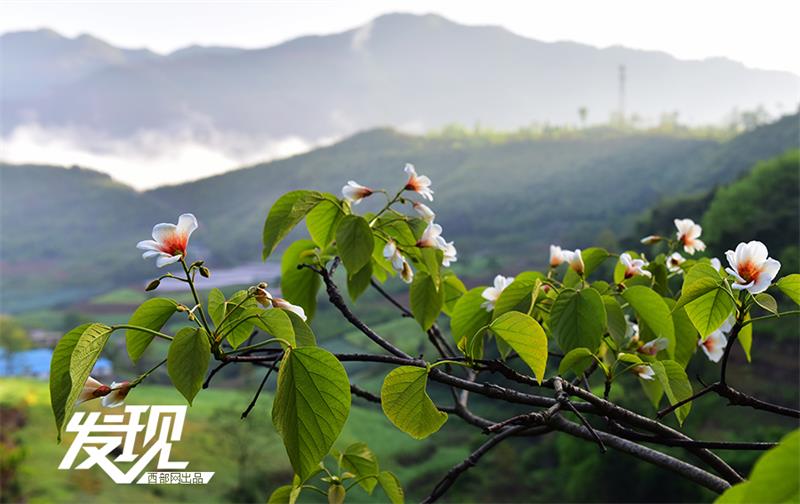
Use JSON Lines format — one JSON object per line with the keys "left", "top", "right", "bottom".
{"left": 2, "top": 0, "right": 799, "bottom": 75}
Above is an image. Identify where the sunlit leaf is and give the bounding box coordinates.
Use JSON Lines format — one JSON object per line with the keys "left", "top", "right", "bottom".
{"left": 381, "top": 366, "right": 447, "bottom": 439}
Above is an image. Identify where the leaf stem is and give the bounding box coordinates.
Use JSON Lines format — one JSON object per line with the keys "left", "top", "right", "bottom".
{"left": 111, "top": 324, "right": 173, "bottom": 341}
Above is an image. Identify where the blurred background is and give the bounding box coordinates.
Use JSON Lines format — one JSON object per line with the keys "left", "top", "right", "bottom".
{"left": 1, "top": 1, "right": 798, "bottom": 502}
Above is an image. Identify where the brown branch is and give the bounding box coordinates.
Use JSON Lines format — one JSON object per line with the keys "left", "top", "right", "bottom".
{"left": 657, "top": 382, "right": 800, "bottom": 420}
{"left": 607, "top": 421, "right": 778, "bottom": 451}
{"left": 241, "top": 357, "right": 280, "bottom": 419}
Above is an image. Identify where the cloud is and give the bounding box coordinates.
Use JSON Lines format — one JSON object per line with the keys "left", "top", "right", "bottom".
{"left": 0, "top": 123, "right": 335, "bottom": 190}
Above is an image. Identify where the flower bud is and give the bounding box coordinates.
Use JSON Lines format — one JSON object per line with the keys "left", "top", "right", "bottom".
{"left": 145, "top": 279, "right": 160, "bottom": 291}
{"left": 640, "top": 235, "right": 662, "bottom": 245}
{"left": 199, "top": 266, "right": 210, "bottom": 278}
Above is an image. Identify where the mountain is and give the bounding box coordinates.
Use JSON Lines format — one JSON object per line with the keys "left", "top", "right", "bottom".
{"left": 2, "top": 114, "right": 797, "bottom": 312}
{"left": 0, "top": 29, "right": 157, "bottom": 101}
{"left": 2, "top": 13, "right": 797, "bottom": 144}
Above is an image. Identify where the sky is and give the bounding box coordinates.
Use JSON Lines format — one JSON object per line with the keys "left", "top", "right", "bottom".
{"left": 1, "top": 0, "right": 799, "bottom": 75}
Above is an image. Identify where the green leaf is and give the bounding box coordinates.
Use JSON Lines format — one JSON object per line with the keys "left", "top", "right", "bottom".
{"left": 286, "top": 311, "right": 316, "bottom": 347}
{"left": 378, "top": 471, "right": 405, "bottom": 504}
{"left": 666, "top": 299, "right": 698, "bottom": 368}
{"left": 550, "top": 288, "right": 607, "bottom": 353}
{"left": 738, "top": 314, "right": 753, "bottom": 362}
{"left": 125, "top": 298, "right": 178, "bottom": 363}
{"left": 490, "top": 312, "right": 548, "bottom": 383}
{"left": 651, "top": 360, "right": 693, "bottom": 425}
{"left": 684, "top": 287, "right": 735, "bottom": 339}
{"left": 450, "top": 287, "right": 491, "bottom": 351}
{"left": 60, "top": 324, "right": 113, "bottom": 438}
{"left": 753, "top": 293, "right": 779, "bottom": 315}
{"left": 441, "top": 273, "right": 466, "bottom": 316}
{"left": 221, "top": 291, "right": 258, "bottom": 349}
{"left": 492, "top": 272, "right": 544, "bottom": 320}
{"left": 410, "top": 272, "right": 443, "bottom": 330}
{"left": 715, "top": 429, "right": 799, "bottom": 504}
{"left": 50, "top": 323, "right": 91, "bottom": 441}
{"left": 267, "top": 484, "right": 302, "bottom": 504}
{"left": 675, "top": 263, "right": 723, "bottom": 310}
{"left": 622, "top": 286, "right": 676, "bottom": 358}
{"left": 347, "top": 261, "right": 373, "bottom": 301}
{"left": 167, "top": 327, "right": 210, "bottom": 404}
{"left": 340, "top": 442, "right": 379, "bottom": 493}
{"left": 418, "top": 247, "right": 443, "bottom": 287}
{"left": 281, "top": 240, "right": 322, "bottom": 321}
{"left": 373, "top": 215, "right": 417, "bottom": 247}
{"left": 581, "top": 247, "right": 611, "bottom": 276}
{"left": 776, "top": 274, "right": 800, "bottom": 306}
{"left": 250, "top": 308, "right": 296, "bottom": 347}
{"left": 207, "top": 288, "right": 226, "bottom": 327}
{"left": 272, "top": 347, "right": 351, "bottom": 481}
{"left": 381, "top": 366, "right": 447, "bottom": 439}
{"left": 306, "top": 199, "right": 344, "bottom": 248}
{"left": 603, "top": 296, "right": 627, "bottom": 346}
{"left": 558, "top": 348, "right": 595, "bottom": 377}
{"left": 263, "top": 190, "right": 326, "bottom": 259}
{"left": 336, "top": 215, "right": 375, "bottom": 274}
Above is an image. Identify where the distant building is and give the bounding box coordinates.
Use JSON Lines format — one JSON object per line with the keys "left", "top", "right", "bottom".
{"left": 0, "top": 349, "right": 112, "bottom": 379}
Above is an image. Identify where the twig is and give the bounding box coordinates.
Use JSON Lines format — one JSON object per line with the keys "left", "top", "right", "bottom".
{"left": 203, "top": 361, "right": 232, "bottom": 389}
{"left": 241, "top": 357, "right": 280, "bottom": 419}
{"left": 554, "top": 377, "right": 606, "bottom": 453}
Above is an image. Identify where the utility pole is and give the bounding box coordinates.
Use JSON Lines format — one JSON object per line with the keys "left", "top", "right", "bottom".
{"left": 618, "top": 64, "right": 626, "bottom": 126}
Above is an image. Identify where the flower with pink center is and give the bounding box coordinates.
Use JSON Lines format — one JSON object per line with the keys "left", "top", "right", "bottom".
{"left": 637, "top": 337, "right": 668, "bottom": 356}
{"left": 102, "top": 381, "right": 132, "bottom": 408}
{"left": 137, "top": 213, "right": 198, "bottom": 267}
{"left": 417, "top": 223, "right": 447, "bottom": 249}
{"left": 413, "top": 202, "right": 436, "bottom": 222}
{"left": 549, "top": 245, "right": 566, "bottom": 268}
{"left": 620, "top": 253, "right": 652, "bottom": 279}
{"left": 699, "top": 329, "right": 728, "bottom": 362}
{"left": 667, "top": 252, "right": 686, "bottom": 273}
{"left": 341, "top": 181, "right": 374, "bottom": 204}
{"left": 633, "top": 365, "right": 655, "bottom": 381}
{"left": 481, "top": 275, "right": 515, "bottom": 312}
{"left": 76, "top": 376, "right": 112, "bottom": 405}
{"left": 404, "top": 163, "right": 434, "bottom": 201}
{"left": 674, "top": 218, "right": 706, "bottom": 255}
{"left": 724, "top": 241, "right": 781, "bottom": 294}
{"left": 562, "top": 249, "right": 584, "bottom": 275}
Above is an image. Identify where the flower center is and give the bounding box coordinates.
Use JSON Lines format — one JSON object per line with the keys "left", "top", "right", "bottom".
{"left": 737, "top": 261, "right": 760, "bottom": 283}
{"left": 702, "top": 338, "right": 715, "bottom": 351}
{"left": 159, "top": 233, "right": 188, "bottom": 256}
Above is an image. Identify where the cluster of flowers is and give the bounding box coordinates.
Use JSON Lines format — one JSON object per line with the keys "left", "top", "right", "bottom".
{"left": 343, "top": 163, "right": 457, "bottom": 283}
{"left": 482, "top": 218, "right": 782, "bottom": 381}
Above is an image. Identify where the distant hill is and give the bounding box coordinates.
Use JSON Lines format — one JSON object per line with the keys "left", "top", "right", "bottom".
{"left": 2, "top": 114, "right": 797, "bottom": 312}
{"left": 2, "top": 13, "right": 797, "bottom": 144}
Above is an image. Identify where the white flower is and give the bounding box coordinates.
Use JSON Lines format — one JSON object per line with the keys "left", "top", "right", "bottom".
{"left": 667, "top": 252, "right": 686, "bottom": 273}
{"left": 481, "top": 275, "right": 514, "bottom": 312}
{"left": 404, "top": 163, "right": 434, "bottom": 201}
{"left": 637, "top": 337, "right": 668, "bottom": 356}
{"left": 724, "top": 241, "right": 781, "bottom": 294}
{"left": 710, "top": 257, "right": 722, "bottom": 271}
{"left": 442, "top": 241, "right": 457, "bottom": 267}
{"left": 383, "top": 240, "right": 414, "bottom": 284}
{"left": 101, "top": 381, "right": 132, "bottom": 408}
{"left": 562, "top": 249, "right": 584, "bottom": 275}
{"left": 549, "top": 245, "right": 565, "bottom": 267}
{"left": 413, "top": 202, "right": 436, "bottom": 222}
{"left": 136, "top": 213, "right": 198, "bottom": 267}
{"left": 633, "top": 365, "right": 655, "bottom": 381}
{"left": 341, "top": 180, "right": 374, "bottom": 204}
{"left": 417, "top": 223, "right": 448, "bottom": 249}
{"left": 640, "top": 235, "right": 662, "bottom": 245}
{"left": 625, "top": 319, "right": 640, "bottom": 343}
{"left": 620, "top": 253, "right": 652, "bottom": 279}
{"left": 699, "top": 329, "right": 728, "bottom": 362}
{"left": 255, "top": 286, "right": 307, "bottom": 321}
{"left": 76, "top": 376, "right": 111, "bottom": 405}
{"left": 674, "top": 218, "right": 706, "bottom": 255}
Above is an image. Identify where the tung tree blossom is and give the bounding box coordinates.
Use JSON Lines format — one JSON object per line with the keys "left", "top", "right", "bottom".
{"left": 667, "top": 252, "right": 686, "bottom": 273}
{"left": 620, "top": 253, "right": 652, "bottom": 279}
{"left": 136, "top": 213, "right": 198, "bottom": 267}
{"left": 481, "top": 275, "right": 515, "bottom": 312}
{"left": 404, "top": 163, "right": 434, "bottom": 201}
{"left": 562, "top": 249, "right": 584, "bottom": 275}
{"left": 413, "top": 202, "right": 436, "bottom": 222}
{"left": 699, "top": 329, "right": 728, "bottom": 362}
{"left": 255, "top": 283, "right": 307, "bottom": 321}
{"left": 76, "top": 377, "right": 112, "bottom": 405}
{"left": 640, "top": 235, "right": 662, "bottom": 245}
{"left": 674, "top": 218, "right": 706, "bottom": 255}
{"left": 725, "top": 241, "right": 781, "bottom": 294}
{"left": 442, "top": 241, "right": 458, "bottom": 267}
{"left": 102, "top": 381, "right": 132, "bottom": 408}
{"left": 549, "top": 245, "right": 565, "bottom": 267}
{"left": 633, "top": 365, "right": 655, "bottom": 380}
{"left": 638, "top": 337, "right": 668, "bottom": 356}
{"left": 342, "top": 181, "right": 374, "bottom": 204}
{"left": 383, "top": 240, "right": 414, "bottom": 284}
